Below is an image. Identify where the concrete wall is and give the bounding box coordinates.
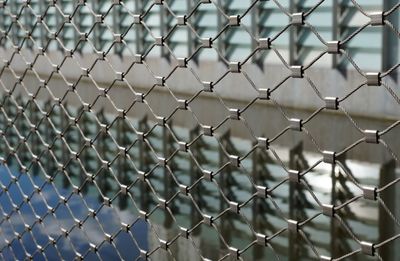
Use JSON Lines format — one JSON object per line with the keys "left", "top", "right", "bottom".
{"left": 2, "top": 49, "right": 399, "bottom": 120}
{"left": 0, "top": 49, "right": 399, "bottom": 164}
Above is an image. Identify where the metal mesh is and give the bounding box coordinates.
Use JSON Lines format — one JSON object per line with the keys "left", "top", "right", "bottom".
{"left": 0, "top": 0, "right": 399, "bottom": 260}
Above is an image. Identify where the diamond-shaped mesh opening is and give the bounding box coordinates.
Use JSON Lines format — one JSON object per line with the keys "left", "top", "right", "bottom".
{"left": 0, "top": 0, "right": 399, "bottom": 260}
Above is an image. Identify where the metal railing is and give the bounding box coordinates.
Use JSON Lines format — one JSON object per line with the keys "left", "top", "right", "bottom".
{"left": 0, "top": 0, "right": 399, "bottom": 260}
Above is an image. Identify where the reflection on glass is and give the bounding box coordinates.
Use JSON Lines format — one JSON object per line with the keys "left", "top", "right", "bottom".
{"left": 0, "top": 97, "right": 397, "bottom": 261}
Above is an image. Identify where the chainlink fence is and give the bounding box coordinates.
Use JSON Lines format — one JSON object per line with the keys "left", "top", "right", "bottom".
{"left": 0, "top": 0, "right": 400, "bottom": 260}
